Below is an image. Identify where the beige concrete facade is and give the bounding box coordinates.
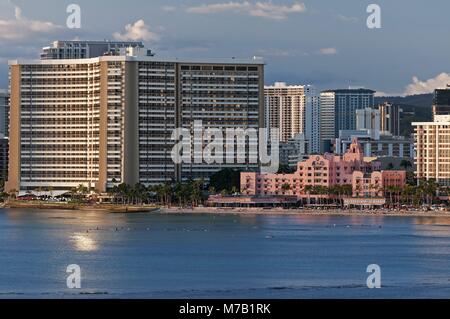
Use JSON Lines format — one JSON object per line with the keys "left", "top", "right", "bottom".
{"left": 413, "top": 115, "right": 450, "bottom": 185}
{"left": 7, "top": 56, "right": 264, "bottom": 192}
{"left": 5, "top": 65, "right": 21, "bottom": 193}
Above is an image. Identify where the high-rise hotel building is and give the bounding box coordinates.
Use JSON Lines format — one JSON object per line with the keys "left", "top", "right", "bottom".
{"left": 6, "top": 53, "right": 264, "bottom": 193}
{"left": 264, "top": 82, "right": 319, "bottom": 153}
{"left": 321, "top": 88, "right": 375, "bottom": 137}
{"left": 413, "top": 115, "right": 450, "bottom": 186}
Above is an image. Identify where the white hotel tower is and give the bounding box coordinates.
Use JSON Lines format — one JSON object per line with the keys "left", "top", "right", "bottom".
{"left": 264, "top": 82, "right": 320, "bottom": 154}
{"left": 6, "top": 49, "right": 264, "bottom": 193}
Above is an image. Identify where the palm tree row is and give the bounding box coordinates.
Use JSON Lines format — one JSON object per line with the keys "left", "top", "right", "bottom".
{"left": 109, "top": 179, "right": 206, "bottom": 207}
{"left": 385, "top": 179, "right": 440, "bottom": 207}
{"left": 302, "top": 180, "right": 443, "bottom": 207}
{"left": 304, "top": 185, "right": 353, "bottom": 205}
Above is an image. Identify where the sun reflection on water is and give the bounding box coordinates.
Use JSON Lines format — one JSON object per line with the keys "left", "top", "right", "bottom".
{"left": 71, "top": 233, "right": 98, "bottom": 252}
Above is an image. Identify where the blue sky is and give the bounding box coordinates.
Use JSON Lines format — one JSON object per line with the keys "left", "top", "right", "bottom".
{"left": 1, "top": 0, "right": 450, "bottom": 95}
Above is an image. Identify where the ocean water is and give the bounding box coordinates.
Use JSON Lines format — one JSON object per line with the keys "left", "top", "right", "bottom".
{"left": 0, "top": 208, "right": 450, "bottom": 299}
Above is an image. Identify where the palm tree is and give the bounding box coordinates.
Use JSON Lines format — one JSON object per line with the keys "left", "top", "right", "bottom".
{"left": 77, "top": 184, "right": 88, "bottom": 201}
{"left": 8, "top": 189, "right": 18, "bottom": 200}
{"left": 48, "top": 186, "right": 54, "bottom": 198}
{"left": 191, "top": 180, "right": 204, "bottom": 207}
{"left": 117, "top": 183, "right": 130, "bottom": 204}
{"left": 304, "top": 185, "right": 313, "bottom": 206}
{"left": 385, "top": 186, "right": 395, "bottom": 206}
{"left": 208, "top": 186, "right": 216, "bottom": 194}
{"left": 130, "top": 183, "right": 146, "bottom": 205}
{"left": 174, "top": 182, "right": 184, "bottom": 207}
{"left": 69, "top": 187, "right": 78, "bottom": 201}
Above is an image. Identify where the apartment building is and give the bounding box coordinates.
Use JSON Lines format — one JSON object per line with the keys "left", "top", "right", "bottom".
{"left": 321, "top": 88, "right": 375, "bottom": 137}
{"left": 379, "top": 102, "right": 402, "bottom": 136}
{"left": 356, "top": 107, "right": 381, "bottom": 136}
{"left": 6, "top": 54, "right": 264, "bottom": 192}
{"left": 319, "top": 91, "right": 336, "bottom": 153}
{"left": 413, "top": 115, "right": 450, "bottom": 185}
{"left": 264, "top": 82, "right": 319, "bottom": 153}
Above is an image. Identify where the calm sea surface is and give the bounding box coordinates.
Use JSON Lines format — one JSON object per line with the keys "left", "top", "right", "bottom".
{"left": 1, "top": 208, "right": 450, "bottom": 299}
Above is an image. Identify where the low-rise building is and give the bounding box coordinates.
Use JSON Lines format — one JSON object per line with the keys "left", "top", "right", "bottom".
{"left": 352, "top": 170, "right": 406, "bottom": 198}
{"left": 241, "top": 139, "right": 382, "bottom": 198}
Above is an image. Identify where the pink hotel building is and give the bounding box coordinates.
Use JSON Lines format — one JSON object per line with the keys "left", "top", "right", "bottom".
{"left": 241, "top": 139, "right": 406, "bottom": 199}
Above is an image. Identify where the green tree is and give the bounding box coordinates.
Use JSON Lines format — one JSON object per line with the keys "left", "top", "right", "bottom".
{"left": 209, "top": 169, "right": 241, "bottom": 193}
{"left": 400, "top": 160, "right": 412, "bottom": 171}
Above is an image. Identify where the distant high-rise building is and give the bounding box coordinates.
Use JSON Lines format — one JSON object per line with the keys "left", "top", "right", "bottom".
{"left": 356, "top": 107, "right": 380, "bottom": 131}
{"left": 304, "top": 91, "right": 321, "bottom": 154}
{"left": 0, "top": 89, "right": 9, "bottom": 136}
{"left": 356, "top": 107, "right": 381, "bottom": 139}
{"left": 319, "top": 91, "right": 336, "bottom": 153}
{"left": 321, "top": 88, "right": 375, "bottom": 137}
{"left": 432, "top": 86, "right": 450, "bottom": 120}
{"left": 40, "top": 40, "right": 147, "bottom": 59}
{"left": 6, "top": 53, "right": 264, "bottom": 193}
{"left": 264, "top": 82, "right": 319, "bottom": 153}
{"left": 379, "top": 102, "right": 402, "bottom": 136}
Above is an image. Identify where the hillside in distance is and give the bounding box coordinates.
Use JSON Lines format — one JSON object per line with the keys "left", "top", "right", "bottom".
{"left": 375, "top": 94, "right": 433, "bottom": 137}
{"left": 375, "top": 93, "right": 433, "bottom": 108}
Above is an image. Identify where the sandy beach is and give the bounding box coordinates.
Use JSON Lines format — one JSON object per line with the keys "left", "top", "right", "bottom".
{"left": 3, "top": 201, "right": 450, "bottom": 218}
{"left": 159, "top": 207, "right": 450, "bottom": 218}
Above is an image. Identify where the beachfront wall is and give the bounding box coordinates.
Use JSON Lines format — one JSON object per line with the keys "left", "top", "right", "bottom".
{"left": 352, "top": 170, "right": 406, "bottom": 198}
{"left": 241, "top": 139, "right": 385, "bottom": 198}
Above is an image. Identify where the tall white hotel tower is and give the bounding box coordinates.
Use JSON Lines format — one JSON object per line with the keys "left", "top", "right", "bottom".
{"left": 6, "top": 47, "right": 264, "bottom": 193}
{"left": 264, "top": 82, "right": 320, "bottom": 154}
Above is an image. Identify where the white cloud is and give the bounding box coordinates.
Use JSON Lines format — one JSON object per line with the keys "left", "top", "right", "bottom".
{"left": 376, "top": 73, "right": 450, "bottom": 97}
{"left": 317, "top": 47, "right": 337, "bottom": 55}
{"left": 113, "top": 19, "right": 159, "bottom": 42}
{"left": 0, "top": 5, "right": 62, "bottom": 41}
{"left": 186, "top": 1, "right": 306, "bottom": 20}
{"left": 404, "top": 73, "right": 450, "bottom": 96}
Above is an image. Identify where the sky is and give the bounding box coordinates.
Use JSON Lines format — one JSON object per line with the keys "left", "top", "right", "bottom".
{"left": 1, "top": 0, "right": 450, "bottom": 96}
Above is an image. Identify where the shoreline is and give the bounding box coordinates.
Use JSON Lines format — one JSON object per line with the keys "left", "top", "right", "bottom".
{"left": 2, "top": 202, "right": 159, "bottom": 214}
{"left": 2, "top": 202, "right": 450, "bottom": 218}
{"left": 160, "top": 207, "right": 450, "bottom": 218}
